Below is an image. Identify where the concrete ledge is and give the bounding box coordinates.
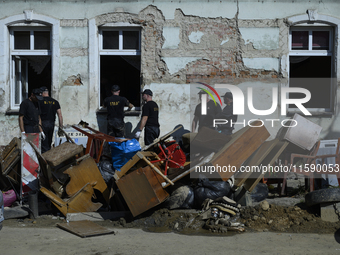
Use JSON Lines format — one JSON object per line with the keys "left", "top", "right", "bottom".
{"left": 66, "top": 211, "right": 131, "bottom": 222}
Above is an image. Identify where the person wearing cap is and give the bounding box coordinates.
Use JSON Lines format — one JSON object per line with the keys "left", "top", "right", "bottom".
{"left": 103, "top": 85, "right": 134, "bottom": 137}
{"left": 19, "top": 88, "right": 44, "bottom": 135}
{"left": 192, "top": 90, "right": 222, "bottom": 132}
{"left": 39, "top": 86, "right": 63, "bottom": 153}
{"left": 135, "top": 89, "right": 160, "bottom": 145}
{"left": 216, "top": 91, "right": 238, "bottom": 135}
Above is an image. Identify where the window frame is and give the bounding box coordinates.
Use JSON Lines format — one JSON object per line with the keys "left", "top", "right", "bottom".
{"left": 99, "top": 27, "right": 141, "bottom": 56}
{"left": 98, "top": 26, "right": 141, "bottom": 110}
{"left": 288, "top": 25, "right": 335, "bottom": 115}
{"left": 9, "top": 26, "right": 52, "bottom": 109}
{"left": 10, "top": 26, "right": 52, "bottom": 56}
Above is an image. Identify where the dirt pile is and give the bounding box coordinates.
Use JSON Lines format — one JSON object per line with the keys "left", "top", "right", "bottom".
{"left": 240, "top": 201, "right": 340, "bottom": 234}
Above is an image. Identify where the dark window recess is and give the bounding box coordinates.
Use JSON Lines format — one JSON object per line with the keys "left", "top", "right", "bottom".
{"left": 14, "top": 31, "right": 30, "bottom": 49}
{"left": 34, "top": 31, "right": 50, "bottom": 50}
{"left": 123, "top": 31, "right": 139, "bottom": 50}
{"left": 292, "top": 31, "right": 308, "bottom": 50}
{"left": 100, "top": 55, "right": 141, "bottom": 107}
{"left": 312, "top": 31, "right": 329, "bottom": 50}
{"left": 289, "top": 56, "right": 331, "bottom": 109}
{"left": 102, "top": 31, "right": 119, "bottom": 49}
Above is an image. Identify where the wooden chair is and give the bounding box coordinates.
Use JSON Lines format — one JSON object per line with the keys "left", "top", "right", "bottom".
{"left": 281, "top": 138, "right": 340, "bottom": 194}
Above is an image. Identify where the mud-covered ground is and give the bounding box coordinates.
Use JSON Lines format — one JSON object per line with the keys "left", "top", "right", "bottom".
{"left": 3, "top": 176, "right": 340, "bottom": 236}
{"left": 4, "top": 200, "right": 340, "bottom": 236}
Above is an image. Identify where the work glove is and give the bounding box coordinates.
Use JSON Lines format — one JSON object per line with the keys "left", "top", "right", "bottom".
{"left": 134, "top": 130, "right": 142, "bottom": 139}
{"left": 41, "top": 132, "right": 46, "bottom": 141}
{"left": 58, "top": 127, "right": 64, "bottom": 137}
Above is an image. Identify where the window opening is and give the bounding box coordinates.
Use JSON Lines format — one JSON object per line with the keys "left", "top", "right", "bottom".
{"left": 289, "top": 26, "right": 334, "bottom": 112}
{"left": 99, "top": 27, "right": 141, "bottom": 108}
{"left": 10, "top": 27, "right": 52, "bottom": 109}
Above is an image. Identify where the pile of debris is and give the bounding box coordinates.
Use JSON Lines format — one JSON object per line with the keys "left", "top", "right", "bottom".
{"left": 1, "top": 113, "right": 340, "bottom": 236}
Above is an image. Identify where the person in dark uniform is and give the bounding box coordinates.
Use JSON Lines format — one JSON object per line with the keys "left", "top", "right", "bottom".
{"left": 134, "top": 89, "right": 160, "bottom": 145}
{"left": 104, "top": 85, "right": 134, "bottom": 137}
{"left": 19, "top": 88, "right": 44, "bottom": 135}
{"left": 19, "top": 89, "right": 44, "bottom": 134}
{"left": 192, "top": 90, "right": 222, "bottom": 132}
{"left": 216, "top": 92, "right": 238, "bottom": 135}
{"left": 39, "top": 86, "right": 63, "bottom": 153}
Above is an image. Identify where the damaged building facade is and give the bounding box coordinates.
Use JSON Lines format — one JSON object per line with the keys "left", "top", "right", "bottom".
{"left": 0, "top": 0, "right": 340, "bottom": 145}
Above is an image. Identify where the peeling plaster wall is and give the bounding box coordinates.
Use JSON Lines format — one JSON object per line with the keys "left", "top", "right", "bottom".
{"left": 239, "top": 28, "right": 279, "bottom": 50}
{"left": 60, "top": 27, "right": 88, "bottom": 48}
{"left": 162, "top": 27, "right": 180, "bottom": 49}
{"left": 1, "top": 0, "right": 340, "bottom": 145}
{"left": 243, "top": 58, "right": 279, "bottom": 72}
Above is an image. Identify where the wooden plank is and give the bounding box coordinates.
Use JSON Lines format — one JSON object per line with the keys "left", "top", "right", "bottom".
{"left": 115, "top": 151, "right": 159, "bottom": 180}
{"left": 64, "top": 156, "right": 109, "bottom": 203}
{"left": 57, "top": 220, "right": 115, "bottom": 238}
{"left": 234, "top": 139, "right": 280, "bottom": 188}
{"left": 243, "top": 141, "right": 289, "bottom": 192}
{"left": 42, "top": 142, "right": 83, "bottom": 167}
{"left": 208, "top": 121, "right": 270, "bottom": 181}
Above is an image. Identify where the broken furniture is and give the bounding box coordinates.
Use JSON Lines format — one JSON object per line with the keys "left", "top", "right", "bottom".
{"left": 72, "top": 125, "right": 125, "bottom": 163}
{"left": 116, "top": 163, "right": 170, "bottom": 217}
{"left": 0, "top": 137, "right": 21, "bottom": 198}
{"left": 142, "top": 125, "right": 187, "bottom": 176}
{"left": 233, "top": 139, "right": 289, "bottom": 203}
{"left": 276, "top": 113, "right": 322, "bottom": 151}
{"left": 208, "top": 120, "right": 270, "bottom": 181}
{"left": 281, "top": 140, "right": 321, "bottom": 193}
{"left": 114, "top": 151, "right": 174, "bottom": 185}
{"left": 41, "top": 183, "right": 102, "bottom": 217}
{"left": 284, "top": 138, "right": 340, "bottom": 193}
{"left": 150, "top": 141, "right": 186, "bottom": 176}
{"left": 64, "top": 155, "right": 110, "bottom": 203}
{"left": 31, "top": 141, "right": 84, "bottom": 196}
{"left": 30, "top": 141, "right": 109, "bottom": 217}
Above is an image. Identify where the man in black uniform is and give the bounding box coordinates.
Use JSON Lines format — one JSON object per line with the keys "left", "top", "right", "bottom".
{"left": 134, "top": 89, "right": 160, "bottom": 145}
{"left": 39, "top": 86, "right": 63, "bottom": 153}
{"left": 104, "top": 85, "right": 134, "bottom": 137}
{"left": 19, "top": 88, "right": 44, "bottom": 135}
{"left": 216, "top": 92, "right": 238, "bottom": 135}
{"left": 192, "top": 90, "right": 222, "bottom": 132}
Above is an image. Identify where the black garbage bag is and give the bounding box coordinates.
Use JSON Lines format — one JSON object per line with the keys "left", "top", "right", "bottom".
{"left": 97, "top": 160, "right": 115, "bottom": 183}
{"left": 194, "top": 177, "right": 231, "bottom": 207}
{"left": 164, "top": 184, "right": 195, "bottom": 209}
{"left": 250, "top": 183, "right": 269, "bottom": 202}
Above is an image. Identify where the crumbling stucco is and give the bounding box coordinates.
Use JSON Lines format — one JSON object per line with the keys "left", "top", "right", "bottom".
{"left": 62, "top": 74, "right": 83, "bottom": 86}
